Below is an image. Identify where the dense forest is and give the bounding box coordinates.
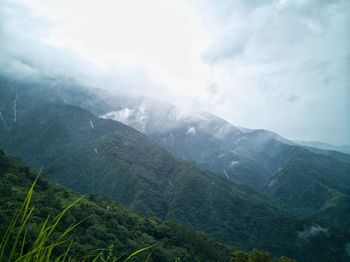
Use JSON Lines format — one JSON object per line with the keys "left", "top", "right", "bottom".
{"left": 0, "top": 149, "right": 298, "bottom": 261}
{"left": 1, "top": 0, "right": 349, "bottom": 261}
{"left": 1, "top": 78, "right": 350, "bottom": 261}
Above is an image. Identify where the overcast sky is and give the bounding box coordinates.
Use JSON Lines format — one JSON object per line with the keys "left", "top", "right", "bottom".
{"left": 1, "top": 0, "right": 349, "bottom": 145}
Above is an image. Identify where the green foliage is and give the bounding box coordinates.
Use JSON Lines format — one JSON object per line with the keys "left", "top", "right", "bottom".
{"left": 0, "top": 174, "right": 82, "bottom": 261}
{"left": 230, "top": 250, "right": 249, "bottom": 262}
{"left": 0, "top": 150, "right": 230, "bottom": 261}
{"left": 152, "top": 110, "right": 350, "bottom": 231}
{"left": 276, "top": 257, "right": 297, "bottom": 262}
{"left": 230, "top": 250, "right": 296, "bottom": 262}
{"left": 248, "top": 250, "right": 270, "bottom": 262}
{"left": 262, "top": 156, "right": 350, "bottom": 229}
{"left": 0, "top": 172, "right": 155, "bottom": 261}
{"left": 1, "top": 79, "right": 350, "bottom": 261}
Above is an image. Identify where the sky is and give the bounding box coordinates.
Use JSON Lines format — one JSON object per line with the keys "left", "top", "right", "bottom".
{"left": 0, "top": 0, "right": 349, "bottom": 145}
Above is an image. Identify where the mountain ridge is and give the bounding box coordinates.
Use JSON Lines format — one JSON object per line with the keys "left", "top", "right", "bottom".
{"left": 0, "top": 149, "right": 232, "bottom": 261}
{"left": 1, "top": 76, "right": 350, "bottom": 261}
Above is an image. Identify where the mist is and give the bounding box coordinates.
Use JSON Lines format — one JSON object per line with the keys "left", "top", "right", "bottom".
{"left": 297, "top": 224, "right": 329, "bottom": 242}
{"left": 0, "top": 0, "right": 349, "bottom": 145}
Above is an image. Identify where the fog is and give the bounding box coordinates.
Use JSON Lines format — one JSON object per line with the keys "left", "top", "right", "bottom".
{"left": 0, "top": 0, "right": 349, "bottom": 144}
{"left": 297, "top": 224, "right": 329, "bottom": 242}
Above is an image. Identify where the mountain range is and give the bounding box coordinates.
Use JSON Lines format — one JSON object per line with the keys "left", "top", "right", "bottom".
{"left": 0, "top": 149, "right": 231, "bottom": 261}
{"left": 1, "top": 74, "right": 350, "bottom": 261}
{"left": 294, "top": 140, "right": 350, "bottom": 155}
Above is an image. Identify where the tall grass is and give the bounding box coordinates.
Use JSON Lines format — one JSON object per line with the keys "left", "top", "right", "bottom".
{"left": 0, "top": 175, "right": 152, "bottom": 261}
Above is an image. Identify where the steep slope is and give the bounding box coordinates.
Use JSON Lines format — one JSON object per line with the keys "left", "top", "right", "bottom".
{"left": 0, "top": 149, "right": 231, "bottom": 261}
{"left": 0, "top": 74, "right": 113, "bottom": 131}
{"left": 1, "top": 77, "right": 350, "bottom": 261}
{"left": 295, "top": 140, "right": 350, "bottom": 155}
{"left": 1, "top": 103, "right": 176, "bottom": 217}
{"left": 98, "top": 98, "right": 297, "bottom": 188}
{"left": 100, "top": 98, "right": 248, "bottom": 163}
{"left": 261, "top": 149, "right": 350, "bottom": 229}
{"left": 100, "top": 97, "right": 350, "bottom": 230}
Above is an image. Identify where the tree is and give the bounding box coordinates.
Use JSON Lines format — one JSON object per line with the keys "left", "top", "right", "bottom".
{"left": 248, "top": 249, "right": 271, "bottom": 262}
{"left": 231, "top": 250, "right": 249, "bottom": 262}
{"left": 277, "top": 256, "right": 297, "bottom": 262}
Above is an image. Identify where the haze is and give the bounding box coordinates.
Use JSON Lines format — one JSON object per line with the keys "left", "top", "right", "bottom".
{"left": 0, "top": 0, "right": 349, "bottom": 145}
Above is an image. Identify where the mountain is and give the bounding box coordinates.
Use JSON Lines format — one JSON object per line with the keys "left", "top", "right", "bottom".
{"left": 0, "top": 149, "right": 231, "bottom": 261}
{"left": 261, "top": 148, "right": 350, "bottom": 229}
{"left": 99, "top": 97, "right": 350, "bottom": 230}
{"left": 98, "top": 98, "right": 296, "bottom": 188}
{"left": 1, "top": 76, "right": 350, "bottom": 261}
{"left": 294, "top": 140, "right": 350, "bottom": 155}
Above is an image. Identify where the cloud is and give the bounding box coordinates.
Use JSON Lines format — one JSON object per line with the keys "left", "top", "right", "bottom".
{"left": 0, "top": 0, "right": 169, "bottom": 98}
{"left": 202, "top": 25, "right": 249, "bottom": 65}
{"left": 297, "top": 224, "right": 329, "bottom": 242}
{"left": 0, "top": 0, "right": 349, "bottom": 144}
{"left": 201, "top": 0, "right": 349, "bottom": 64}
{"left": 346, "top": 243, "right": 350, "bottom": 256}
{"left": 0, "top": 0, "right": 94, "bottom": 83}
{"left": 191, "top": 0, "right": 350, "bottom": 144}
{"left": 287, "top": 95, "right": 300, "bottom": 104}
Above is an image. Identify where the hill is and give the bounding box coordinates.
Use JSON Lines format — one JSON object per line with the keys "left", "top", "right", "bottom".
{"left": 99, "top": 95, "right": 350, "bottom": 230}
{"left": 0, "top": 149, "right": 231, "bottom": 261}
{"left": 1, "top": 77, "right": 350, "bottom": 261}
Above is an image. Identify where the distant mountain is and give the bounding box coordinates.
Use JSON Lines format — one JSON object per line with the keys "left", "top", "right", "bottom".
{"left": 261, "top": 147, "right": 350, "bottom": 229}
{"left": 99, "top": 97, "right": 292, "bottom": 187}
{"left": 98, "top": 91, "right": 350, "bottom": 231}
{"left": 294, "top": 140, "right": 350, "bottom": 155}
{"left": 0, "top": 149, "right": 231, "bottom": 261}
{"left": 1, "top": 75, "right": 350, "bottom": 261}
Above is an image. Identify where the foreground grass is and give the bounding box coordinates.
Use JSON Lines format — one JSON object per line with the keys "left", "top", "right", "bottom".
{"left": 0, "top": 174, "right": 151, "bottom": 261}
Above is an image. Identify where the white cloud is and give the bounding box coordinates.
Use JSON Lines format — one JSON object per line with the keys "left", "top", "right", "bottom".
{"left": 186, "top": 126, "right": 197, "bottom": 135}
{"left": 297, "top": 224, "right": 329, "bottom": 242}
{"left": 346, "top": 243, "right": 350, "bottom": 256}
{"left": 0, "top": 0, "right": 349, "bottom": 144}
{"left": 191, "top": 0, "right": 350, "bottom": 144}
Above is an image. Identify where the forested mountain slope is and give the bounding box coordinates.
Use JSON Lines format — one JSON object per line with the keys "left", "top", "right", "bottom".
{"left": 1, "top": 76, "right": 350, "bottom": 261}
{"left": 0, "top": 149, "right": 231, "bottom": 261}
{"left": 98, "top": 91, "right": 350, "bottom": 230}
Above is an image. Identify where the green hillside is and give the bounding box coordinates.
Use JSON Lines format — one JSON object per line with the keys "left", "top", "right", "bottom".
{"left": 262, "top": 154, "right": 350, "bottom": 229}
{"left": 0, "top": 149, "right": 231, "bottom": 261}
{"left": 1, "top": 78, "right": 350, "bottom": 261}
{"left": 151, "top": 119, "right": 350, "bottom": 230}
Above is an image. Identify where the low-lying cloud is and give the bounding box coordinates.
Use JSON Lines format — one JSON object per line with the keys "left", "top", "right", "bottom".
{"left": 346, "top": 243, "right": 350, "bottom": 256}
{"left": 297, "top": 224, "right": 329, "bottom": 242}
{"left": 0, "top": 0, "right": 349, "bottom": 145}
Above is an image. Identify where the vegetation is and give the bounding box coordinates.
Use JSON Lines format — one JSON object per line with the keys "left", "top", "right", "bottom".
{"left": 150, "top": 108, "right": 350, "bottom": 231}
{"left": 0, "top": 149, "right": 231, "bottom": 261}
{"left": 0, "top": 174, "right": 85, "bottom": 261}
{"left": 230, "top": 249, "right": 297, "bottom": 262}
{"left": 261, "top": 155, "right": 350, "bottom": 229}
{"left": 0, "top": 150, "right": 303, "bottom": 262}
{"left": 0, "top": 150, "right": 299, "bottom": 261}
{"left": 1, "top": 78, "right": 350, "bottom": 261}
{"left": 0, "top": 175, "right": 155, "bottom": 262}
